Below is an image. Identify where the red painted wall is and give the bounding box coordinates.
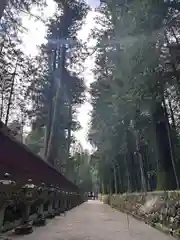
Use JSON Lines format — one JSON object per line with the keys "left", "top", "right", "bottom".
{"left": 0, "top": 132, "right": 78, "bottom": 191}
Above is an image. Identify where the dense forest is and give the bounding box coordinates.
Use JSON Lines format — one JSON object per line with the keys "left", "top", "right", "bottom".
{"left": 2, "top": 0, "right": 180, "bottom": 195}
{"left": 0, "top": 0, "right": 96, "bottom": 193}
{"left": 89, "top": 0, "right": 180, "bottom": 193}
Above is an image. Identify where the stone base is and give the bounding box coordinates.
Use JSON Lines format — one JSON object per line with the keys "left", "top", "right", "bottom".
{"left": 33, "top": 218, "right": 46, "bottom": 226}
{"left": 59, "top": 209, "right": 66, "bottom": 216}
{"left": 54, "top": 210, "right": 61, "bottom": 216}
{"left": 14, "top": 224, "right": 33, "bottom": 235}
{"left": 46, "top": 213, "right": 56, "bottom": 219}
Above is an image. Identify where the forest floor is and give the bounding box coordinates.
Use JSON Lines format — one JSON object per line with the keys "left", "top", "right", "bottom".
{"left": 6, "top": 200, "right": 174, "bottom": 240}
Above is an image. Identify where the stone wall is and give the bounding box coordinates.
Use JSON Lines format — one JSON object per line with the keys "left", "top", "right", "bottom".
{"left": 103, "top": 192, "right": 180, "bottom": 238}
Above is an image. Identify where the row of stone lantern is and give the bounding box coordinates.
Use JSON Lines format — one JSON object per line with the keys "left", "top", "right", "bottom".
{"left": 0, "top": 173, "right": 84, "bottom": 235}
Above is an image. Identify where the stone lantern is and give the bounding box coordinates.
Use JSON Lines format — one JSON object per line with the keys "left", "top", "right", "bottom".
{"left": 54, "top": 186, "right": 61, "bottom": 216}
{"left": 22, "top": 179, "right": 36, "bottom": 199}
{"left": 0, "top": 173, "right": 17, "bottom": 233}
{"left": 15, "top": 179, "right": 38, "bottom": 235}
{"left": 69, "top": 192, "right": 73, "bottom": 210}
{"left": 46, "top": 185, "right": 56, "bottom": 219}
{"left": 59, "top": 190, "right": 66, "bottom": 215}
{"left": 33, "top": 182, "right": 47, "bottom": 226}
{"left": 65, "top": 192, "right": 69, "bottom": 211}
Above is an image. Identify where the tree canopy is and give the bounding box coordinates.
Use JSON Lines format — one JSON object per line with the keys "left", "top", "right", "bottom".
{"left": 0, "top": 0, "right": 94, "bottom": 187}
{"left": 89, "top": 0, "right": 180, "bottom": 193}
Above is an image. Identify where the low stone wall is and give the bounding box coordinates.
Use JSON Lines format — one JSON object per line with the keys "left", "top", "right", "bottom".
{"left": 100, "top": 195, "right": 110, "bottom": 204}
{"left": 103, "top": 192, "right": 180, "bottom": 239}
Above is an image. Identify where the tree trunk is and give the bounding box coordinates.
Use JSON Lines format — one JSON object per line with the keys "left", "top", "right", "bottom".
{"left": 116, "top": 161, "right": 122, "bottom": 193}
{"left": 152, "top": 101, "right": 177, "bottom": 190}
{"left": 125, "top": 154, "right": 131, "bottom": 192}
{"left": 5, "top": 61, "right": 18, "bottom": 125}
{"left": 43, "top": 50, "right": 57, "bottom": 158}
{"left": 0, "top": 79, "right": 5, "bottom": 120}
{"left": 167, "top": 96, "right": 176, "bottom": 132}
{"left": 138, "top": 152, "right": 147, "bottom": 192}
{"left": 113, "top": 163, "right": 118, "bottom": 194}
{"left": 46, "top": 45, "right": 65, "bottom": 164}
{"left": 65, "top": 102, "right": 72, "bottom": 177}
{"left": 67, "top": 103, "right": 72, "bottom": 154}
{"left": 162, "top": 95, "right": 179, "bottom": 189}
{"left": 101, "top": 181, "right": 105, "bottom": 195}
{"left": 0, "top": 0, "right": 7, "bottom": 21}
{"left": 134, "top": 129, "right": 147, "bottom": 192}
{"left": 0, "top": 41, "right": 6, "bottom": 120}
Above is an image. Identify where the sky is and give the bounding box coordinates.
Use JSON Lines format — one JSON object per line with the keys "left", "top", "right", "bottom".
{"left": 21, "top": 0, "right": 100, "bottom": 151}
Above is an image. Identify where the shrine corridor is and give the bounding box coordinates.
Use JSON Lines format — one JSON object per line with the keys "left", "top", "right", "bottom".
{"left": 7, "top": 201, "right": 174, "bottom": 240}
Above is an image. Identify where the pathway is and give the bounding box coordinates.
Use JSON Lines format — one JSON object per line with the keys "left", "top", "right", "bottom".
{"left": 7, "top": 200, "right": 174, "bottom": 240}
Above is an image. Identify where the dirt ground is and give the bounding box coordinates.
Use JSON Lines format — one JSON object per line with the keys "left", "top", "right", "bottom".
{"left": 6, "top": 200, "right": 174, "bottom": 240}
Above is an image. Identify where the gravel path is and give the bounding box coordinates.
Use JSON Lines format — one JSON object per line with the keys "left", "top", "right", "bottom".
{"left": 7, "top": 200, "right": 174, "bottom": 240}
